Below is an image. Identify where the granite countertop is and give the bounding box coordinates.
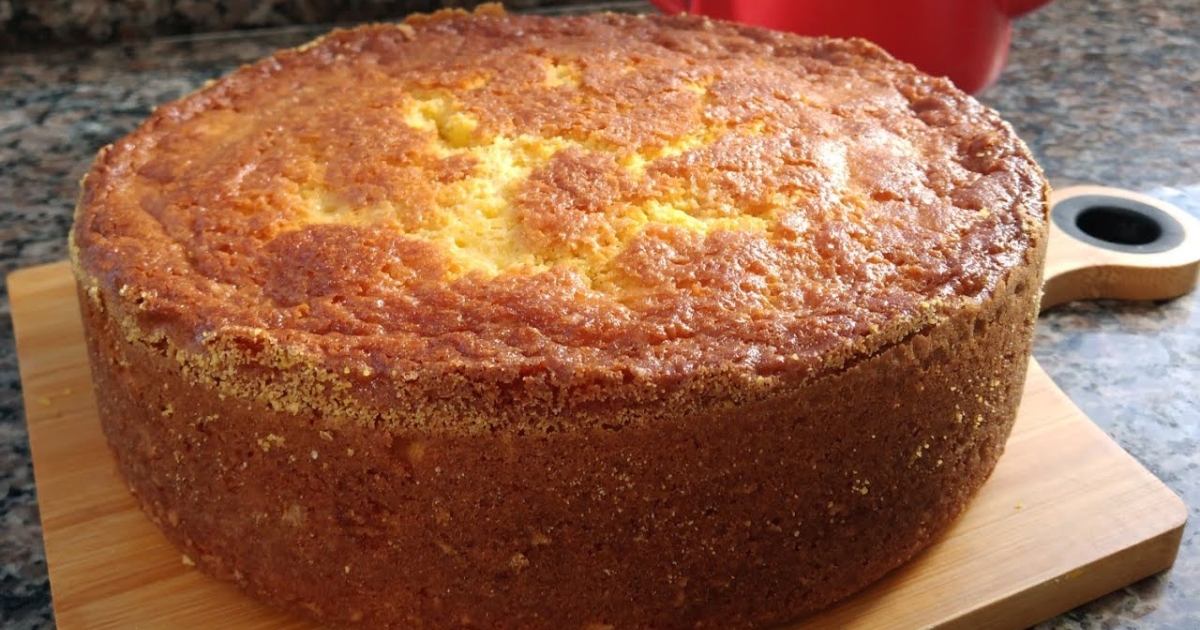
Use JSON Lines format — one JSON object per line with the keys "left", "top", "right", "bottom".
{"left": 1, "top": 0, "right": 1197, "bottom": 628}
{"left": 0, "top": 0, "right": 628, "bottom": 49}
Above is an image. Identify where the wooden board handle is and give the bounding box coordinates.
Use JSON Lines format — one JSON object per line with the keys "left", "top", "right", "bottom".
{"left": 1041, "top": 185, "right": 1200, "bottom": 312}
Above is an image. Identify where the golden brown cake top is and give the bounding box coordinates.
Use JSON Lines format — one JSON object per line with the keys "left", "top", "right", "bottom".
{"left": 73, "top": 6, "right": 1046, "bottom": 390}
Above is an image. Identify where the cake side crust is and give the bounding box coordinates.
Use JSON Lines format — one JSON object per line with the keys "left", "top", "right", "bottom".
{"left": 76, "top": 222, "right": 1045, "bottom": 629}
{"left": 69, "top": 6, "right": 1052, "bottom": 629}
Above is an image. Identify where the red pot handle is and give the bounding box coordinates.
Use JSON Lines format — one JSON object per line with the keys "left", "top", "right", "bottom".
{"left": 1001, "top": 0, "right": 1054, "bottom": 18}
{"left": 647, "top": 0, "right": 690, "bottom": 14}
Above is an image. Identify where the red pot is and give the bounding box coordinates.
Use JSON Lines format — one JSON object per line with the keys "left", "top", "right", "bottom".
{"left": 647, "top": 0, "right": 1053, "bottom": 93}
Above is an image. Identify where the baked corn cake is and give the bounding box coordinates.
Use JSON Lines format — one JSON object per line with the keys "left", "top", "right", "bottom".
{"left": 70, "top": 5, "right": 1049, "bottom": 629}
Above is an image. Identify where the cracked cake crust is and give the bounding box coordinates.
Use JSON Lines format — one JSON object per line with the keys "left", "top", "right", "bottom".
{"left": 72, "top": 5, "right": 1048, "bottom": 629}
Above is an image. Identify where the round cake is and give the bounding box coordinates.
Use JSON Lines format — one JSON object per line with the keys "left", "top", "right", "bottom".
{"left": 71, "top": 5, "right": 1049, "bottom": 630}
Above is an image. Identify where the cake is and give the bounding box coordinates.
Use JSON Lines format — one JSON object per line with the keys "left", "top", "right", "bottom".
{"left": 70, "top": 5, "right": 1049, "bottom": 630}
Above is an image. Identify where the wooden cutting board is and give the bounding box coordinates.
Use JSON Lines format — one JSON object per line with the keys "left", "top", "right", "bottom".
{"left": 11, "top": 186, "right": 1199, "bottom": 630}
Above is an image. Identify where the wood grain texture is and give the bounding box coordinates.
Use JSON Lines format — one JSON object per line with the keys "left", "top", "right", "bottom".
{"left": 1042, "top": 185, "right": 1200, "bottom": 310}
{"left": 11, "top": 255, "right": 1189, "bottom": 630}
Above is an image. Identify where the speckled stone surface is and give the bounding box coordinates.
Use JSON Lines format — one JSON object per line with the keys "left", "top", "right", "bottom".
{"left": 1, "top": 1, "right": 1197, "bottom": 628}
{"left": 0, "top": 0, "right": 645, "bottom": 49}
